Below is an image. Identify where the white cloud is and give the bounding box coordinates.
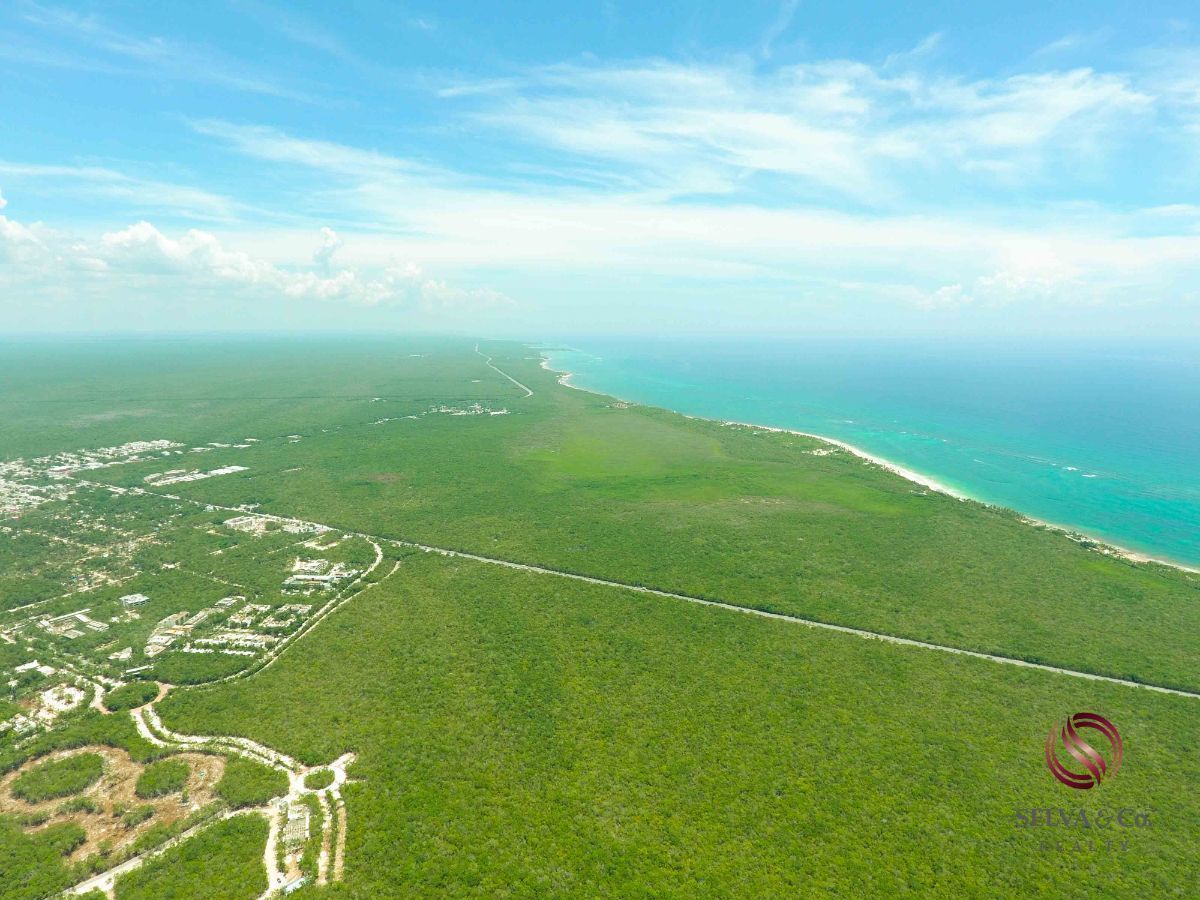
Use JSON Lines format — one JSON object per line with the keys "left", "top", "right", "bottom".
{"left": 188, "top": 121, "right": 433, "bottom": 181}
{"left": 882, "top": 32, "right": 944, "bottom": 69}
{"left": 0, "top": 188, "right": 6, "bottom": 210}
{"left": 181, "top": 116, "right": 1200, "bottom": 325}
{"left": 447, "top": 60, "right": 1154, "bottom": 203}
{"left": 15, "top": 3, "right": 317, "bottom": 102}
{"left": 313, "top": 226, "right": 343, "bottom": 273}
{"left": 916, "top": 283, "right": 970, "bottom": 311}
{"left": 0, "top": 215, "right": 45, "bottom": 260}
{"left": 918, "top": 271, "right": 1065, "bottom": 311}
{"left": 760, "top": 0, "right": 800, "bottom": 60}
{"left": 0, "top": 161, "right": 241, "bottom": 221}
{"left": 911, "top": 68, "right": 1151, "bottom": 153}
{"left": 0, "top": 213, "right": 512, "bottom": 312}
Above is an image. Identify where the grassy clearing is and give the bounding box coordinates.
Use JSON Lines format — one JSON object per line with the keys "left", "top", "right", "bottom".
{"left": 163, "top": 551, "right": 1200, "bottom": 897}
{"left": 103, "top": 683, "right": 159, "bottom": 713}
{"left": 35, "top": 822, "right": 87, "bottom": 857}
{"left": 134, "top": 760, "right": 189, "bottom": 799}
{"left": 121, "top": 805, "right": 155, "bottom": 829}
{"left": 0, "top": 711, "right": 164, "bottom": 778}
{"left": 11, "top": 754, "right": 104, "bottom": 803}
{"left": 213, "top": 758, "right": 288, "bottom": 809}
{"left": 303, "top": 769, "right": 333, "bottom": 791}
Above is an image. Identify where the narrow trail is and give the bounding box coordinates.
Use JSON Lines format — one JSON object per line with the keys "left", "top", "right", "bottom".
{"left": 397, "top": 542, "right": 1200, "bottom": 700}
{"left": 6, "top": 573, "right": 138, "bottom": 615}
{"left": 111, "top": 701, "right": 355, "bottom": 898}
{"left": 315, "top": 791, "right": 333, "bottom": 885}
{"left": 114, "top": 483, "right": 1200, "bottom": 702}
{"left": 331, "top": 790, "right": 348, "bottom": 882}
{"left": 134, "top": 704, "right": 302, "bottom": 771}
{"left": 65, "top": 807, "right": 270, "bottom": 898}
{"left": 475, "top": 343, "right": 534, "bottom": 398}
{"left": 204, "top": 541, "right": 392, "bottom": 687}
{"left": 52, "top": 662, "right": 356, "bottom": 896}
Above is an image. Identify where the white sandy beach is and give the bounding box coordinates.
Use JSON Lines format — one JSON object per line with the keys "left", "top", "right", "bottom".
{"left": 538, "top": 354, "right": 1199, "bottom": 575}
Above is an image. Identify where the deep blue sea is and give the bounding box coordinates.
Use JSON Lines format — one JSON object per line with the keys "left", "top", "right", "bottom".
{"left": 542, "top": 339, "right": 1200, "bottom": 568}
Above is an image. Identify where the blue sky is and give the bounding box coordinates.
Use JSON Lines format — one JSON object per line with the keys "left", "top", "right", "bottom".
{"left": 2, "top": 1, "right": 1199, "bottom": 337}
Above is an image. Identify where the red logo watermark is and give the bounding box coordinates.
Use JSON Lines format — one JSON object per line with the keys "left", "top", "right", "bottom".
{"left": 1045, "top": 712, "right": 1122, "bottom": 790}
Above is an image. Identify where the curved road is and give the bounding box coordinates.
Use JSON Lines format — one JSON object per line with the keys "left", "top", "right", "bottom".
{"left": 475, "top": 344, "right": 534, "bottom": 398}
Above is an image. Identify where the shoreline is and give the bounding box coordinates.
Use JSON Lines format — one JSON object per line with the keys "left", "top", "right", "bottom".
{"left": 537, "top": 353, "right": 1200, "bottom": 576}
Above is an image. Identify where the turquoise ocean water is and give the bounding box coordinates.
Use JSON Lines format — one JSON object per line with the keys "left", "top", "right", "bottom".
{"left": 542, "top": 340, "right": 1200, "bottom": 568}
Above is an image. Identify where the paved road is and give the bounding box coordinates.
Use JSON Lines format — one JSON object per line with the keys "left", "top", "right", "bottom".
{"left": 475, "top": 344, "right": 534, "bottom": 398}
{"left": 395, "top": 541, "right": 1200, "bottom": 700}
{"left": 64, "top": 807, "right": 269, "bottom": 897}
{"left": 110, "top": 481, "right": 1200, "bottom": 702}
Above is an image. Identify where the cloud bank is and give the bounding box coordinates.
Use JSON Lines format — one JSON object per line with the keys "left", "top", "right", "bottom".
{"left": 0, "top": 202, "right": 511, "bottom": 314}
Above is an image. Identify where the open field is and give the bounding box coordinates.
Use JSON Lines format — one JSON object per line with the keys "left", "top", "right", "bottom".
{"left": 1, "top": 336, "right": 1197, "bottom": 897}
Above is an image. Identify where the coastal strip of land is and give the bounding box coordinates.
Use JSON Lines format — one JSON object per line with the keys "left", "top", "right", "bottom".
{"left": 538, "top": 353, "right": 1200, "bottom": 575}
